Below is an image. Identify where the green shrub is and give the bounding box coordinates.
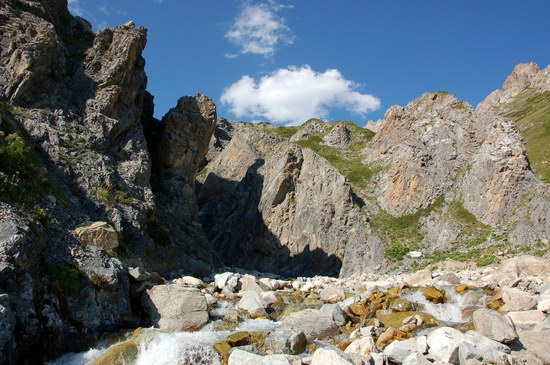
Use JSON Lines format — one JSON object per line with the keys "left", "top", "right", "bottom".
{"left": 385, "top": 242, "right": 412, "bottom": 261}
{"left": 46, "top": 264, "right": 85, "bottom": 295}
{"left": 32, "top": 207, "right": 52, "bottom": 227}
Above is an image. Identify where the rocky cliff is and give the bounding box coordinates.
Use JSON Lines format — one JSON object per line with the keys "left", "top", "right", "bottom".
{"left": 199, "top": 82, "right": 550, "bottom": 278}
{"left": 198, "top": 121, "right": 384, "bottom": 277}
{"left": 0, "top": 0, "right": 216, "bottom": 362}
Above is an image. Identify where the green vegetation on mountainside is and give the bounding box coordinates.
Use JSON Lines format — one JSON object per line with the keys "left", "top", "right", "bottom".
{"left": 373, "top": 196, "right": 445, "bottom": 261}
{"left": 255, "top": 125, "right": 300, "bottom": 138}
{"left": 0, "top": 101, "right": 68, "bottom": 225}
{"left": 504, "top": 90, "right": 550, "bottom": 183}
{"left": 294, "top": 120, "right": 379, "bottom": 190}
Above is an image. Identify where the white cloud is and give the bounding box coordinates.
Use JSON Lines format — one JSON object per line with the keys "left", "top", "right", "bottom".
{"left": 221, "top": 66, "right": 381, "bottom": 125}
{"left": 225, "top": 1, "right": 294, "bottom": 57}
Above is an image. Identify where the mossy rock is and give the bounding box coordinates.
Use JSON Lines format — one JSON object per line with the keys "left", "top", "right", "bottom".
{"left": 90, "top": 340, "right": 138, "bottom": 365}
{"left": 487, "top": 299, "right": 504, "bottom": 310}
{"left": 375, "top": 327, "right": 413, "bottom": 349}
{"left": 226, "top": 332, "right": 251, "bottom": 346}
{"left": 349, "top": 302, "right": 367, "bottom": 316}
{"left": 423, "top": 287, "right": 446, "bottom": 303}
{"left": 225, "top": 331, "right": 266, "bottom": 347}
{"left": 213, "top": 341, "right": 231, "bottom": 365}
{"left": 389, "top": 298, "right": 414, "bottom": 312}
{"left": 376, "top": 311, "right": 438, "bottom": 328}
{"left": 455, "top": 284, "right": 469, "bottom": 294}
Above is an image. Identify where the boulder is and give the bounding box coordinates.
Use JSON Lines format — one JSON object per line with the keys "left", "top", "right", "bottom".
{"left": 534, "top": 316, "right": 550, "bottom": 331}
{"left": 404, "top": 269, "right": 432, "bottom": 287}
{"left": 537, "top": 295, "right": 550, "bottom": 313}
{"left": 472, "top": 308, "right": 518, "bottom": 343}
{"left": 383, "top": 338, "right": 417, "bottom": 364}
{"left": 260, "top": 291, "right": 279, "bottom": 305}
{"left": 499, "top": 287, "right": 537, "bottom": 312}
{"left": 228, "top": 349, "right": 291, "bottom": 365}
{"left": 265, "top": 327, "right": 307, "bottom": 355}
{"left": 240, "top": 274, "right": 264, "bottom": 293}
{"left": 311, "top": 348, "right": 353, "bottom": 365}
{"left": 516, "top": 330, "right": 550, "bottom": 364}
{"left": 128, "top": 267, "right": 151, "bottom": 282}
{"left": 323, "top": 303, "right": 347, "bottom": 326}
{"left": 402, "top": 352, "right": 433, "bottom": 365}
{"left": 344, "top": 335, "right": 377, "bottom": 359}
{"left": 214, "top": 272, "right": 233, "bottom": 289}
{"left": 423, "top": 287, "right": 446, "bottom": 303}
{"left": 173, "top": 276, "right": 204, "bottom": 287}
{"left": 320, "top": 286, "right": 345, "bottom": 303}
{"left": 462, "top": 331, "right": 511, "bottom": 363}
{"left": 90, "top": 339, "right": 138, "bottom": 365}
{"left": 437, "top": 273, "right": 460, "bottom": 285}
{"left": 236, "top": 290, "right": 267, "bottom": 318}
{"left": 74, "top": 221, "right": 118, "bottom": 250}
{"left": 281, "top": 309, "right": 339, "bottom": 340}
{"left": 427, "top": 327, "right": 511, "bottom": 364}
{"left": 141, "top": 284, "right": 208, "bottom": 331}
{"left": 497, "top": 256, "right": 550, "bottom": 277}
{"left": 506, "top": 310, "right": 546, "bottom": 329}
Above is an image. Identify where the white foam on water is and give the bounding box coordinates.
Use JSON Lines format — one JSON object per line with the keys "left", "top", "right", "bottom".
{"left": 47, "top": 318, "right": 281, "bottom": 365}
{"left": 209, "top": 300, "right": 233, "bottom": 318}
{"left": 236, "top": 318, "right": 280, "bottom": 332}
{"left": 405, "top": 287, "right": 480, "bottom": 323}
{"left": 134, "top": 329, "right": 226, "bottom": 365}
{"left": 45, "top": 348, "right": 103, "bottom": 365}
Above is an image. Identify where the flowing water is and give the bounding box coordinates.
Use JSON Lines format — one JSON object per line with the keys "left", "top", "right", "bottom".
{"left": 48, "top": 287, "right": 486, "bottom": 364}
{"left": 405, "top": 287, "right": 486, "bottom": 323}
{"left": 47, "top": 319, "right": 280, "bottom": 365}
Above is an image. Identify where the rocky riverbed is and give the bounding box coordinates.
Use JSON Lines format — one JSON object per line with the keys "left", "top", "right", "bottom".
{"left": 49, "top": 255, "right": 550, "bottom": 365}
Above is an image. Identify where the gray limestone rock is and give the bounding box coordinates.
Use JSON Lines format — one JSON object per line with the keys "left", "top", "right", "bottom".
{"left": 198, "top": 122, "right": 381, "bottom": 277}
{"left": 265, "top": 327, "right": 307, "bottom": 355}
{"left": 472, "top": 308, "right": 518, "bottom": 343}
{"left": 281, "top": 309, "right": 339, "bottom": 340}
{"left": 141, "top": 284, "right": 208, "bottom": 331}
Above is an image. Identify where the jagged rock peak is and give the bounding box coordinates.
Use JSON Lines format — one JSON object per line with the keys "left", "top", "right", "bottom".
{"left": 478, "top": 62, "right": 550, "bottom": 111}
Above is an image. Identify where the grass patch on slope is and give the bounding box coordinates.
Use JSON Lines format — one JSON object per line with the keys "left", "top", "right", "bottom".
{"left": 255, "top": 125, "right": 300, "bottom": 139}
{"left": 295, "top": 134, "right": 379, "bottom": 190}
{"left": 448, "top": 200, "right": 492, "bottom": 245}
{"left": 372, "top": 196, "right": 445, "bottom": 261}
{"left": 504, "top": 90, "right": 550, "bottom": 184}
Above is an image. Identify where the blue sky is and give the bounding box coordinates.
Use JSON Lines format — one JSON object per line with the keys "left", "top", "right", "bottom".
{"left": 68, "top": 0, "right": 550, "bottom": 125}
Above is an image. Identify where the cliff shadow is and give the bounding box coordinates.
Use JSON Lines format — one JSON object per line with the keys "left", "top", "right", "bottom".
{"left": 197, "top": 159, "right": 342, "bottom": 277}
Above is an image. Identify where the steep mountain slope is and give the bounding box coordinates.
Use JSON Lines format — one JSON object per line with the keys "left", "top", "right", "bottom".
{"left": 198, "top": 121, "right": 384, "bottom": 277}
{"left": 364, "top": 92, "right": 550, "bottom": 260}
{"left": 200, "top": 88, "right": 550, "bottom": 277}
{"left": 479, "top": 62, "right": 550, "bottom": 183}
{"left": 0, "top": 0, "right": 215, "bottom": 362}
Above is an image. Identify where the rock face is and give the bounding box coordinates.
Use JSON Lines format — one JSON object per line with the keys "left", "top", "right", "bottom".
{"left": 200, "top": 78, "right": 550, "bottom": 280}
{"left": 0, "top": 0, "right": 215, "bottom": 362}
{"left": 198, "top": 122, "right": 382, "bottom": 277}
{"left": 362, "top": 91, "right": 550, "bottom": 248}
